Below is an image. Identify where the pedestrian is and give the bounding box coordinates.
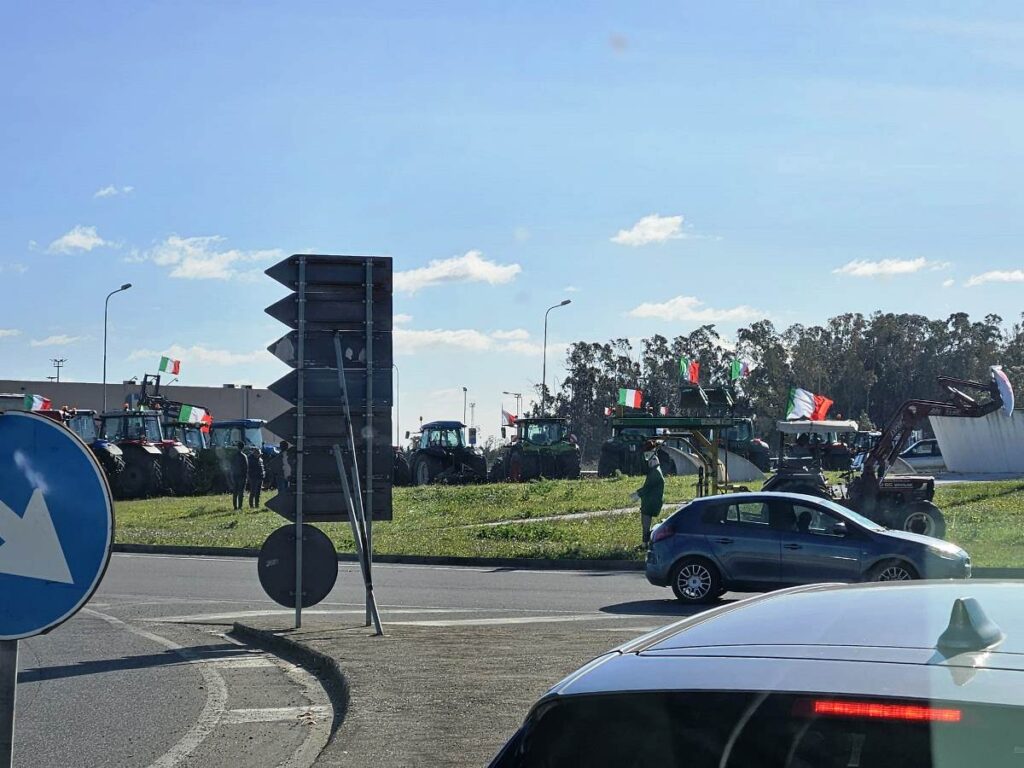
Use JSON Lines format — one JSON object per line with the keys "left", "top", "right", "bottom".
{"left": 630, "top": 439, "right": 665, "bottom": 547}
{"left": 230, "top": 440, "right": 248, "bottom": 511}
{"left": 247, "top": 447, "right": 265, "bottom": 509}
{"left": 278, "top": 440, "right": 291, "bottom": 494}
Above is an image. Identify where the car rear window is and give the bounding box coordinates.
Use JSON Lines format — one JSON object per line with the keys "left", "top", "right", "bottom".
{"left": 492, "top": 692, "right": 1024, "bottom": 767}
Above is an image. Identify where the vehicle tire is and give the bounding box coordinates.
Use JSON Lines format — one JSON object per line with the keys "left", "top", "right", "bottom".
{"left": 413, "top": 456, "right": 436, "bottom": 486}
{"left": 394, "top": 453, "right": 412, "bottom": 486}
{"left": 867, "top": 559, "right": 918, "bottom": 582}
{"left": 488, "top": 457, "right": 506, "bottom": 483}
{"left": 895, "top": 502, "right": 946, "bottom": 539}
{"left": 670, "top": 557, "right": 722, "bottom": 604}
{"left": 118, "top": 455, "right": 162, "bottom": 499}
{"left": 597, "top": 449, "right": 618, "bottom": 478}
{"left": 94, "top": 449, "right": 125, "bottom": 490}
{"left": 174, "top": 453, "right": 197, "bottom": 495}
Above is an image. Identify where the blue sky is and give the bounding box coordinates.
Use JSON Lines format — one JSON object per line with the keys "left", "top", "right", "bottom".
{"left": 2, "top": 2, "right": 1024, "bottom": 440}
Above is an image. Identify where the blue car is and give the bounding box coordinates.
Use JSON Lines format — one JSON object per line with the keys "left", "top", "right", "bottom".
{"left": 491, "top": 581, "right": 1022, "bottom": 767}
{"left": 646, "top": 492, "right": 970, "bottom": 603}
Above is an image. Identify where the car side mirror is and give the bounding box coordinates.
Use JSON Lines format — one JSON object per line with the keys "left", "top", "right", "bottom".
{"left": 831, "top": 522, "right": 848, "bottom": 537}
{"left": 468, "top": 427, "right": 478, "bottom": 446}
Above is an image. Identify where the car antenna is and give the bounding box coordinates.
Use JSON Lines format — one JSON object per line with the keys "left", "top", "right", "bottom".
{"left": 937, "top": 597, "right": 1004, "bottom": 655}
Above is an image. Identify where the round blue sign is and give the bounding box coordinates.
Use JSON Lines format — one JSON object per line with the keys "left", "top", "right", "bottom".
{"left": 0, "top": 411, "right": 114, "bottom": 640}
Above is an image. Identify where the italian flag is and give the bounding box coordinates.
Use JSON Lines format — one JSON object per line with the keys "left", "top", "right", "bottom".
{"left": 159, "top": 356, "right": 181, "bottom": 375}
{"left": 179, "top": 404, "right": 209, "bottom": 424}
{"left": 730, "top": 359, "right": 751, "bottom": 380}
{"left": 786, "top": 387, "right": 834, "bottom": 421}
{"left": 618, "top": 388, "right": 643, "bottom": 409}
{"left": 680, "top": 357, "right": 700, "bottom": 384}
{"left": 603, "top": 406, "right": 614, "bottom": 417}
{"left": 24, "top": 394, "right": 51, "bottom": 411}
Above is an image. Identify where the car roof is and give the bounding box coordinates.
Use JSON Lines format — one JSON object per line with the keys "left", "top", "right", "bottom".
{"left": 546, "top": 582, "right": 1024, "bottom": 707}
{"left": 422, "top": 420, "right": 465, "bottom": 429}
{"left": 684, "top": 491, "right": 835, "bottom": 506}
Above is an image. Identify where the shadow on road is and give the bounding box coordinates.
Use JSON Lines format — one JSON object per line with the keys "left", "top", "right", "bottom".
{"left": 17, "top": 641, "right": 248, "bottom": 684}
{"left": 599, "top": 598, "right": 738, "bottom": 618}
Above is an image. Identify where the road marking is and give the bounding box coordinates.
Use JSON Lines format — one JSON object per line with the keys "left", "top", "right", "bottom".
{"left": 389, "top": 613, "right": 628, "bottom": 627}
{"left": 149, "top": 608, "right": 481, "bottom": 623}
{"left": 206, "top": 656, "right": 277, "bottom": 669}
{"left": 83, "top": 608, "right": 230, "bottom": 768}
{"left": 221, "top": 706, "right": 330, "bottom": 725}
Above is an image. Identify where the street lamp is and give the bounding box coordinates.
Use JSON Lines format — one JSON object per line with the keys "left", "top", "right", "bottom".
{"left": 462, "top": 386, "right": 468, "bottom": 425}
{"left": 502, "top": 391, "right": 523, "bottom": 418}
{"left": 542, "top": 299, "right": 571, "bottom": 415}
{"left": 102, "top": 283, "right": 132, "bottom": 412}
{"left": 392, "top": 363, "right": 400, "bottom": 445}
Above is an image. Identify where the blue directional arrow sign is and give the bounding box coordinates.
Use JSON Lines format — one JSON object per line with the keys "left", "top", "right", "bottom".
{"left": 0, "top": 411, "right": 114, "bottom": 640}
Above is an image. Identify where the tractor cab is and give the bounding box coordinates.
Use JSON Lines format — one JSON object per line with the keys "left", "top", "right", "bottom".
{"left": 100, "top": 410, "right": 165, "bottom": 444}
{"left": 165, "top": 423, "right": 208, "bottom": 451}
{"left": 515, "top": 417, "right": 571, "bottom": 447}
{"left": 490, "top": 417, "right": 580, "bottom": 482}
{"left": 419, "top": 422, "right": 466, "bottom": 449}
{"left": 210, "top": 419, "right": 269, "bottom": 451}
{"left": 775, "top": 419, "right": 859, "bottom": 472}
{"left": 407, "top": 421, "right": 487, "bottom": 485}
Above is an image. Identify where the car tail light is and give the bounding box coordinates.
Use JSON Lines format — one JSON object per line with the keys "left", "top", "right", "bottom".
{"left": 812, "top": 699, "right": 961, "bottom": 723}
{"left": 651, "top": 523, "right": 674, "bottom": 543}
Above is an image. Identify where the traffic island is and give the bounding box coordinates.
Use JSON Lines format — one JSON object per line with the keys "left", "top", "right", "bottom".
{"left": 233, "top": 616, "right": 653, "bottom": 767}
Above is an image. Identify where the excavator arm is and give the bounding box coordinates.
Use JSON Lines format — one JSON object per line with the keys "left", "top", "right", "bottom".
{"left": 863, "top": 374, "right": 1003, "bottom": 481}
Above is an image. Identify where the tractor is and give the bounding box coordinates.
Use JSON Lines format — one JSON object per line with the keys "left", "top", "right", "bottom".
{"left": 761, "top": 374, "right": 1006, "bottom": 539}
{"left": 208, "top": 419, "right": 280, "bottom": 491}
{"left": 38, "top": 408, "right": 127, "bottom": 489}
{"left": 98, "top": 410, "right": 167, "bottom": 499}
{"left": 678, "top": 385, "right": 771, "bottom": 471}
{"left": 405, "top": 421, "right": 487, "bottom": 485}
{"left": 488, "top": 417, "right": 581, "bottom": 482}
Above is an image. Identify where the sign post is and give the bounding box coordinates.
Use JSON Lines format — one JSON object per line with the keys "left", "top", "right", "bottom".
{"left": 264, "top": 254, "right": 393, "bottom": 633}
{"left": 0, "top": 410, "right": 115, "bottom": 767}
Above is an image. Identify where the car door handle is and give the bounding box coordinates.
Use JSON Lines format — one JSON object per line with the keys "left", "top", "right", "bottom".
{"left": 783, "top": 543, "right": 802, "bottom": 550}
{"left": 714, "top": 538, "right": 734, "bottom": 544}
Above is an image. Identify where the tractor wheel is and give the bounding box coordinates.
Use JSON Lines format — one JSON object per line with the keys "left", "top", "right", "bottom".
{"left": 94, "top": 449, "right": 125, "bottom": 491}
{"left": 597, "top": 449, "right": 618, "bottom": 478}
{"left": 394, "top": 453, "right": 412, "bottom": 486}
{"left": 414, "top": 456, "right": 437, "bottom": 486}
{"left": 488, "top": 457, "right": 506, "bottom": 483}
{"left": 118, "top": 455, "right": 162, "bottom": 499}
{"left": 171, "top": 453, "right": 197, "bottom": 496}
{"left": 895, "top": 502, "right": 947, "bottom": 539}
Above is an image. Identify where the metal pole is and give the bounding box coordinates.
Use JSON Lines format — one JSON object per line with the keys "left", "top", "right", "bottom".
{"left": 542, "top": 299, "right": 571, "bottom": 416}
{"left": 392, "top": 363, "right": 400, "bottom": 445}
{"left": 102, "top": 284, "right": 131, "bottom": 413}
{"left": 295, "top": 258, "right": 307, "bottom": 629}
{"left": 364, "top": 261, "right": 375, "bottom": 628}
{"left": 462, "top": 387, "right": 467, "bottom": 425}
{"left": 0, "top": 640, "right": 17, "bottom": 768}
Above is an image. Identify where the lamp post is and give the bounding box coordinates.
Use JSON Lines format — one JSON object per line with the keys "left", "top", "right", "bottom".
{"left": 392, "top": 363, "right": 400, "bottom": 445}
{"left": 102, "top": 283, "right": 132, "bottom": 412}
{"left": 462, "top": 387, "right": 468, "bottom": 425}
{"left": 502, "top": 391, "right": 523, "bottom": 418}
{"left": 542, "top": 299, "right": 571, "bottom": 415}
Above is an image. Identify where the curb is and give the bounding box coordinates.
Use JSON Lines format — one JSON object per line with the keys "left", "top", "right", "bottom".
{"left": 230, "top": 622, "right": 350, "bottom": 741}
{"left": 111, "top": 543, "right": 1024, "bottom": 579}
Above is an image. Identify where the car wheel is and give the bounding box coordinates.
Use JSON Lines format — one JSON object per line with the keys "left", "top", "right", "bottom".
{"left": 670, "top": 557, "right": 722, "bottom": 604}
{"left": 896, "top": 502, "right": 946, "bottom": 539}
{"left": 868, "top": 559, "right": 918, "bottom": 582}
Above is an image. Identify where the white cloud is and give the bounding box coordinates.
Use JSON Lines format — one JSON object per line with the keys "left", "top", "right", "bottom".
{"left": 94, "top": 184, "right": 134, "bottom": 198}
{"left": 611, "top": 214, "right": 684, "bottom": 246}
{"left": 563, "top": 285, "right": 581, "bottom": 293}
{"left": 832, "top": 257, "right": 947, "bottom": 278}
{"left": 129, "top": 344, "right": 267, "bottom": 366}
{"left": 395, "top": 327, "right": 548, "bottom": 356}
{"left": 48, "top": 225, "right": 108, "bottom": 254}
{"left": 628, "top": 295, "right": 762, "bottom": 323}
{"left": 394, "top": 250, "right": 522, "bottom": 294}
{"left": 965, "top": 269, "right": 1024, "bottom": 287}
{"left": 394, "top": 313, "right": 414, "bottom": 325}
{"left": 942, "top": 278, "right": 956, "bottom": 288}
{"left": 30, "top": 334, "right": 84, "bottom": 347}
{"left": 0, "top": 329, "right": 21, "bottom": 338}
{"left": 144, "top": 235, "right": 283, "bottom": 280}
{"left": 490, "top": 329, "right": 530, "bottom": 341}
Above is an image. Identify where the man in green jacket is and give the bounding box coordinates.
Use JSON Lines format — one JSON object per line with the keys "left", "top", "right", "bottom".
{"left": 631, "top": 440, "right": 665, "bottom": 546}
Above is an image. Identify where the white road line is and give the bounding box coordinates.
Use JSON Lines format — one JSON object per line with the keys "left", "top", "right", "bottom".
{"left": 83, "top": 608, "right": 230, "bottom": 768}
{"left": 389, "top": 613, "right": 628, "bottom": 628}
{"left": 220, "top": 706, "right": 330, "bottom": 725}
{"left": 148, "top": 608, "right": 481, "bottom": 624}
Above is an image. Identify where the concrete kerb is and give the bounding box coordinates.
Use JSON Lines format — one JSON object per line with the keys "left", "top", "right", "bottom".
{"left": 230, "top": 622, "right": 350, "bottom": 750}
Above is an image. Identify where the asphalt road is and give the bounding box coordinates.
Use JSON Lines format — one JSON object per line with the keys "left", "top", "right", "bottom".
{"left": 13, "top": 552, "right": 709, "bottom": 768}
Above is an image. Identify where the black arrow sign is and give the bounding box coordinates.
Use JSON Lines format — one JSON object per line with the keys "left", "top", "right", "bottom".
{"left": 268, "top": 369, "right": 393, "bottom": 408}
{"left": 266, "top": 485, "right": 393, "bottom": 521}
{"left": 267, "top": 408, "right": 391, "bottom": 445}
{"left": 265, "top": 291, "right": 393, "bottom": 331}
{"left": 266, "top": 254, "right": 393, "bottom": 291}
{"left": 267, "top": 330, "right": 393, "bottom": 370}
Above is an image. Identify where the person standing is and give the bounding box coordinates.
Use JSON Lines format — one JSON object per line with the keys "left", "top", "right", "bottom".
{"left": 247, "top": 447, "right": 265, "bottom": 509}
{"left": 631, "top": 440, "right": 665, "bottom": 546}
{"left": 230, "top": 440, "right": 248, "bottom": 511}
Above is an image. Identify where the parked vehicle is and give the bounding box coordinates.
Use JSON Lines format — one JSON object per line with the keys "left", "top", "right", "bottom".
{"left": 98, "top": 410, "right": 166, "bottom": 499}
{"left": 491, "top": 581, "right": 1020, "bottom": 767}
{"left": 405, "top": 421, "right": 487, "bottom": 485}
{"left": 47, "top": 408, "right": 126, "bottom": 489}
{"left": 209, "top": 418, "right": 279, "bottom": 490}
{"left": 645, "top": 491, "right": 969, "bottom": 604}
{"left": 900, "top": 438, "right": 945, "bottom": 471}
{"left": 489, "top": 417, "right": 581, "bottom": 482}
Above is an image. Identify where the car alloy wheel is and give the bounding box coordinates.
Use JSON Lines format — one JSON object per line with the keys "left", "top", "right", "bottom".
{"left": 677, "top": 563, "right": 713, "bottom": 600}
{"left": 877, "top": 564, "right": 913, "bottom": 581}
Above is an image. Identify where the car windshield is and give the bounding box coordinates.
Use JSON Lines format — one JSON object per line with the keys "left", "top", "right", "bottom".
{"left": 423, "top": 428, "right": 463, "bottom": 448}
{"left": 496, "top": 691, "right": 1023, "bottom": 767}
{"left": 522, "top": 422, "right": 567, "bottom": 445}
{"left": 102, "top": 414, "right": 163, "bottom": 442}
{"left": 210, "top": 426, "right": 263, "bottom": 449}
{"left": 68, "top": 414, "right": 97, "bottom": 442}
{"left": 723, "top": 422, "right": 752, "bottom": 442}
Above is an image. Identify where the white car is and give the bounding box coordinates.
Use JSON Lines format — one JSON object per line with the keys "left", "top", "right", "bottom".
{"left": 900, "top": 439, "right": 945, "bottom": 471}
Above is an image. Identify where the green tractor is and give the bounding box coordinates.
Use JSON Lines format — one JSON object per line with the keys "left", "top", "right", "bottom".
{"left": 406, "top": 421, "right": 488, "bottom": 485}
{"left": 489, "top": 417, "right": 581, "bottom": 482}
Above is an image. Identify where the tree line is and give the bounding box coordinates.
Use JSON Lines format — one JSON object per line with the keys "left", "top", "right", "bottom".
{"left": 545, "top": 312, "right": 1024, "bottom": 462}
